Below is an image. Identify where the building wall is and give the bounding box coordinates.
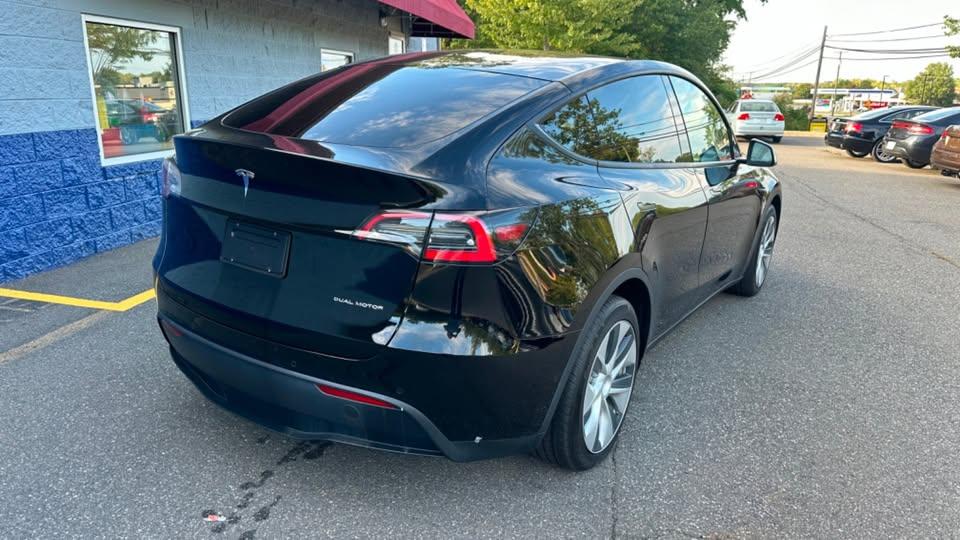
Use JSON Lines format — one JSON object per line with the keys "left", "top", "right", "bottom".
{"left": 0, "top": 0, "right": 405, "bottom": 282}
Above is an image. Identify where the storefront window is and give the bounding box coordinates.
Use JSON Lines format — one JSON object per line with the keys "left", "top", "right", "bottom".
{"left": 388, "top": 36, "right": 405, "bottom": 55}
{"left": 321, "top": 49, "right": 353, "bottom": 72}
{"left": 82, "top": 17, "right": 186, "bottom": 163}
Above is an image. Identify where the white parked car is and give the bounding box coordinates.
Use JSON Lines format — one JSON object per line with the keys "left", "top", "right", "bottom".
{"left": 727, "top": 99, "right": 785, "bottom": 143}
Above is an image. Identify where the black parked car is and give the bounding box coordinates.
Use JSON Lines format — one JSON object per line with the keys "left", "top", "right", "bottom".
{"left": 154, "top": 51, "right": 782, "bottom": 470}
{"left": 824, "top": 106, "right": 937, "bottom": 162}
{"left": 882, "top": 107, "right": 960, "bottom": 168}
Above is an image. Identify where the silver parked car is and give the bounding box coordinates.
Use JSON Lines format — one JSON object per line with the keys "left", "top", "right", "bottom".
{"left": 727, "top": 99, "right": 785, "bottom": 143}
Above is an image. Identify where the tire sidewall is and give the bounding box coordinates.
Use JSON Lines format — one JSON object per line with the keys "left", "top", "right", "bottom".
{"left": 738, "top": 204, "right": 779, "bottom": 296}
{"left": 554, "top": 296, "right": 639, "bottom": 470}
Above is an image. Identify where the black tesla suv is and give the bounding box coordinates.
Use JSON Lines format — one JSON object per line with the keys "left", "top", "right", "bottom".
{"left": 154, "top": 51, "right": 782, "bottom": 470}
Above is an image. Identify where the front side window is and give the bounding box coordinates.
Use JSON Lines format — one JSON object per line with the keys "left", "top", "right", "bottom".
{"left": 83, "top": 17, "right": 187, "bottom": 163}
{"left": 321, "top": 50, "right": 353, "bottom": 72}
{"left": 539, "top": 75, "right": 684, "bottom": 163}
{"left": 670, "top": 77, "right": 734, "bottom": 163}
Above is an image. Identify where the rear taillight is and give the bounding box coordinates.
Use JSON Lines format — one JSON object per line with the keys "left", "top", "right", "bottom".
{"left": 892, "top": 121, "right": 933, "bottom": 135}
{"left": 774, "top": 113, "right": 785, "bottom": 122}
{"left": 737, "top": 113, "right": 750, "bottom": 121}
{"left": 160, "top": 157, "right": 181, "bottom": 198}
{"left": 845, "top": 122, "right": 863, "bottom": 133}
{"left": 350, "top": 208, "right": 536, "bottom": 264}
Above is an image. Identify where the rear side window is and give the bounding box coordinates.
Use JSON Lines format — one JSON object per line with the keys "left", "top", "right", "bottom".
{"left": 224, "top": 64, "right": 545, "bottom": 147}
{"left": 539, "top": 75, "right": 684, "bottom": 163}
{"left": 669, "top": 77, "right": 734, "bottom": 162}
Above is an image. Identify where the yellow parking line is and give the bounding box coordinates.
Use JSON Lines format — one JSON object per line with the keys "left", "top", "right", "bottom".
{"left": 0, "top": 287, "right": 156, "bottom": 312}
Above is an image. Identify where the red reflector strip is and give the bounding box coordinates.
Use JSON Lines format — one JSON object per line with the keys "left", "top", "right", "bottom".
{"left": 160, "top": 319, "right": 183, "bottom": 337}
{"left": 316, "top": 384, "right": 397, "bottom": 409}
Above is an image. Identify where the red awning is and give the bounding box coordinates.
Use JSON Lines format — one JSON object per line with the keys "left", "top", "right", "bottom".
{"left": 378, "top": 0, "right": 475, "bottom": 39}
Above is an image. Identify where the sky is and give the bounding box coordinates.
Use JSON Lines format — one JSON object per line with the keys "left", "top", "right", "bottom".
{"left": 723, "top": 0, "right": 960, "bottom": 85}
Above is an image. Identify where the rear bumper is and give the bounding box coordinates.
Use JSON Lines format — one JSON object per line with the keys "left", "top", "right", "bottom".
{"left": 824, "top": 132, "right": 844, "bottom": 149}
{"left": 154, "top": 279, "right": 580, "bottom": 461}
{"left": 884, "top": 139, "right": 932, "bottom": 164}
{"left": 160, "top": 315, "right": 545, "bottom": 461}
{"left": 931, "top": 146, "right": 960, "bottom": 173}
{"left": 840, "top": 135, "right": 874, "bottom": 154}
{"left": 734, "top": 124, "right": 784, "bottom": 137}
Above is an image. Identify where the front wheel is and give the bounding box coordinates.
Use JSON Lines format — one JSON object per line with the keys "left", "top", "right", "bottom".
{"left": 904, "top": 160, "right": 926, "bottom": 169}
{"left": 871, "top": 141, "right": 898, "bottom": 163}
{"left": 846, "top": 148, "right": 868, "bottom": 158}
{"left": 535, "top": 295, "right": 639, "bottom": 470}
{"left": 730, "top": 205, "right": 778, "bottom": 297}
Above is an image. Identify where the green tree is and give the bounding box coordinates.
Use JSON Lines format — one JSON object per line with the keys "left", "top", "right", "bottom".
{"left": 85, "top": 23, "right": 156, "bottom": 88}
{"left": 905, "top": 63, "right": 956, "bottom": 106}
{"left": 946, "top": 16, "right": 959, "bottom": 58}
{"left": 791, "top": 82, "right": 813, "bottom": 100}
{"left": 452, "top": 0, "right": 762, "bottom": 100}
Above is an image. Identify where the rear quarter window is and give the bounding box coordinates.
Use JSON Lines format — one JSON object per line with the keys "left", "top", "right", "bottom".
{"left": 223, "top": 64, "right": 545, "bottom": 148}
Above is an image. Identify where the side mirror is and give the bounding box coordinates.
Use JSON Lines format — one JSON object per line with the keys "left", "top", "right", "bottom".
{"left": 741, "top": 139, "right": 777, "bottom": 167}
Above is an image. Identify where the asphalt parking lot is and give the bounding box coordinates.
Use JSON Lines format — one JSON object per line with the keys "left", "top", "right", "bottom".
{"left": 2, "top": 134, "right": 959, "bottom": 538}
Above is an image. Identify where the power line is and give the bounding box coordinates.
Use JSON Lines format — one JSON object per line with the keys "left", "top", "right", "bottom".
{"left": 744, "top": 47, "right": 820, "bottom": 81}
{"left": 828, "top": 22, "right": 943, "bottom": 37}
{"left": 824, "top": 53, "right": 952, "bottom": 61}
{"left": 826, "top": 46, "right": 949, "bottom": 54}
{"left": 827, "top": 34, "right": 947, "bottom": 43}
{"left": 732, "top": 42, "right": 819, "bottom": 73}
{"left": 751, "top": 58, "right": 821, "bottom": 82}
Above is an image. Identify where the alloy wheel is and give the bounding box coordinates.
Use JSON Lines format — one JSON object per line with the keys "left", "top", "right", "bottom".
{"left": 755, "top": 214, "right": 777, "bottom": 287}
{"left": 581, "top": 320, "right": 638, "bottom": 454}
{"left": 873, "top": 143, "right": 897, "bottom": 163}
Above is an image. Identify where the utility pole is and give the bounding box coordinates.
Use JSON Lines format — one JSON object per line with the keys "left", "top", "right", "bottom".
{"left": 830, "top": 51, "right": 842, "bottom": 117}
{"left": 809, "top": 25, "right": 828, "bottom": 122}
{"left": 879, "top": 75, "right": 887, "bottom": 107}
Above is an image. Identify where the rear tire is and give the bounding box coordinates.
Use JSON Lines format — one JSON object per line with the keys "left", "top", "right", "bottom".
{"left": 846, "top": 148, "right": 868, "bottom": 158}
{"left": 771, "top": 136, "right": 782, "bottom": 144}
{"left": 730, "top": 205, "right": 778, "bottom": 297}
{"left": 535, "top": 295, "right": 639, "bottom": 471}
{"left": 871, "top": 140, "right": 898, "bottom": 163}
{"left": 905, "top": 159, "right": 926, "bottom": 169}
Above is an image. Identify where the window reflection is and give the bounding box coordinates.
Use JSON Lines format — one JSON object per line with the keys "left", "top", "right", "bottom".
{"left": 321, "top": 50, "right": 353, "bottom": 71}
{"left": 669, "top": 77, "right": 733, "bottom": 163}
{"left": 84, "top": 21, "right": 185, "bottom": 159}
{"left": 539, "top": 76, "right": 684, "bottom": 164}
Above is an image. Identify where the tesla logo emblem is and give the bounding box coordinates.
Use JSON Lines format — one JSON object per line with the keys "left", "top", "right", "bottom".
{"left": 234, "top": 169, "right": 255, "bottom": 197}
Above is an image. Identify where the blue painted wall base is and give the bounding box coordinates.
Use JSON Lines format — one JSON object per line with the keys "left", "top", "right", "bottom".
{"left": 0, "top": 128, "right": 170, "bottom": 282}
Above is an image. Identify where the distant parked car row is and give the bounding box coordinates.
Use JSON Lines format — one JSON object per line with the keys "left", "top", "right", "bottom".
{"left": 824, "top": 105, "right": 960, "bottom": 179}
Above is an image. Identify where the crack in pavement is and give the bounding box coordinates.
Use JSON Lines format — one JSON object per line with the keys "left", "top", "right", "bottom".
{"left": 783, "top": 170, "right": 960, "bottom": 273}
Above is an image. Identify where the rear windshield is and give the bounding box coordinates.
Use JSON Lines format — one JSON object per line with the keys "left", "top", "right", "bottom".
{"left": 913, "top": 107, "right": 960, "bottom": 124}
{"left": 740, "top": 101, "right": 778, "bottom": 112}
{"left": 852, "top": 108, "right": 900, "bottom": 121}
{"left": 223, "top": 63, "right": 545, "bottom": 148}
